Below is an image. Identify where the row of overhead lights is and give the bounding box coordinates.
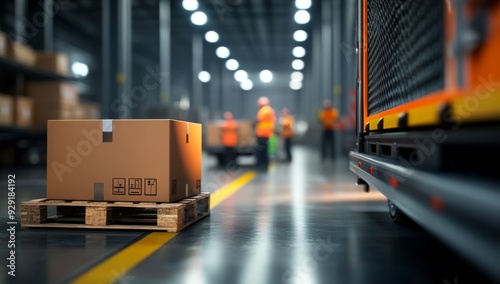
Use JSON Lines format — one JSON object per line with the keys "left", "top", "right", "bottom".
{"left": 290, "top": 0, "right": 311, "bottom": 90}
{"left": 185, "top": 0, "right": 311, "bottom": 91}
{"left": 184, "top": 0, "right": 273, "bottom": 91}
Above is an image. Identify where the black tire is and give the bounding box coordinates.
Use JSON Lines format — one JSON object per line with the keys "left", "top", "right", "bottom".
{"left": 388, "top": 199, "right": 412, "bottom": 226}
{"left": 216, "top": 153, "right": 225, "bottom": 167}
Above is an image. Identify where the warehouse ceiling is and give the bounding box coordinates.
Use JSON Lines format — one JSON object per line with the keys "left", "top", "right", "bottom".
{"left": 56, "top": 0, "right": 316, "bottom": 74}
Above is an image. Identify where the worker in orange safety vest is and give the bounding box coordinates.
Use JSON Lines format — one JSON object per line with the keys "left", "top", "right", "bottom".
{"left": 221, "top": 111, "right": 238, "bottom": 168}
{"left": 279, "top": 108, "right": 294, "bottom": 162}
{"left": 318, "top": 99, "right": 339, "bottom": 160}
{"left": 255, "top": 96, "right": 276, "bottom": 172}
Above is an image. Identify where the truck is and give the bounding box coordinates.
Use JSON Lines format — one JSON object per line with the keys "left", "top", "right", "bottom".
{"left": 350, "top": 0, "right": 500, "bottom": 281}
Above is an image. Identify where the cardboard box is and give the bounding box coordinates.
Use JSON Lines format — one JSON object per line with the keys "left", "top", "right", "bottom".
{"left": 26, "top": 81, "right": 79, "bottom": 108}
{"left": 205, "top": 120, "right": 256, "bottom": 147}
{"left": 33, "top": 107, "right": 82, "bottom": 127}
{"left": 6, "top": 40, "right": 36, "bottom": 66}
{"left": 0, "top": 94, "right": 14, "bottom": 125}
{"left": 35, "top": 52, "right": 68, "bottom": 75}
{"left": 47, "top": 119, "right": 202, "bottom": 202}
{"left": 206, "top": 121, "right": 222, "bottom": 147}
{"left": 80, "top": 101, "right": 101, "bottom": 119}
{"left": 236, "top": 120, "right": 256, "bottom": 146}
{"left": 15, "top": 97, "right": 34, "bottom": 127}
{"left": 0, "top": 31, "right": 6, "bottom": 57}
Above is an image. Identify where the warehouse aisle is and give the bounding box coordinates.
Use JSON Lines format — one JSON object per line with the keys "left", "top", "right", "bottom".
{"left": 76, "top": 147, "right": 493, "bottom": 284}
{"left": 0, "top": 147, "right": 493, "bottom": 284}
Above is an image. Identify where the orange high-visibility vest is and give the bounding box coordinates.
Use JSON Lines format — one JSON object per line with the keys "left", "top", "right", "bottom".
{"left": 280, "top": 115, "right": 294, "bottom": 138}
{"left": 256, "top": 105, "right": 276, "bottom": 138}
{"left": 221, "top": 120, "right": 238, "bottom": 147}
{"left": 319, "top": 108, "right": 339, "bottom": 130}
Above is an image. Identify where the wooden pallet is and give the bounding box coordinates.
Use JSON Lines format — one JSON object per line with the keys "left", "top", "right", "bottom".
{"left": 21, "top": 192, "right": 210, "bottom": 232}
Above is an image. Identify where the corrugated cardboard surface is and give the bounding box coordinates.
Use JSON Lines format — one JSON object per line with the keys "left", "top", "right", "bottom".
{"left": 80, "top": 101, "right": 101, "bottom": 119}
{"left": 27, "top": 82, "right": 80, "bottom": 127}
{"left": 0, "top": 94, "right": 14, "bottom": 125}
{"left": 35, "top": 52, "right": 69, "bottom": 75}
{"left": 205, "top": 120, "right": 256, "bottom": 147}
{"left": 6, "top": 40, "right": 36, "bottom": 66}
{"left": 27, "top": 81, "right": 79, "bottom": 108}
{"left": 15, "top": 96, "right": 34, "bottom": 127}
{"left": 47, "top": 119, "right": 202, "bottom": 202}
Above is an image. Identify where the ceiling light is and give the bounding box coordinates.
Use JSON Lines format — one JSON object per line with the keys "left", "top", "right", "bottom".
{"left": 182, "top": 0, "right": 199, "bottom": 11}
{"left": 292, "top": 59, "right": 305, "bottom": 70}
{"left": 294, "top": 10, "right": 310, "bottom": 24}
{"left": 295, "top": 0, "right": 311, "bottom": 9}
{"left": 290, "top": 81, "right": 303, "bottom": 90}
{"left": 293, "top": 30, "right": 308, "bottom": 42}
{"left": 198, "top": 71, "right": 211, "bottom": 83}
{"left": 205, "top": 31, "right": 219, "bottom": 43}
{"left": 291, "top": 71, "right": 304, "bottom": 81}
{"left": 293, "top": 46, "right": 306, "bottom": 58}
{"left": 216, "top": 46, "right": 230, "bottom": 58}
{"left": 191, "top": 11, "right": 207, "bottom": 25}
{"left": 226, "top": 59, "right": 239, "bottom": 71}
{"left": 71, "top": 62, "right": 89, "bottom": 77}
{"left": 241, "top": 79, "right": 253, "bottom": 91}
{"left": 234, "top": 70, "right": 248, "bottom": 82}
{"left": 260, "top": 70, "right": 273, "bottom": 83}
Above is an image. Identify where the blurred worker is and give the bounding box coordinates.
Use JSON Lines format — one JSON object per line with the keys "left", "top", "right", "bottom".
{"left": 279, "top": 108, "right": 294, "bottom": 162}
{"left": 318, "top": 99, "right": 339, "bottom": 160}
{"left": 255, "top": 96, "right": 276, "bottom": 172}
{"left": 221, "top": 111, "right": 238, "bottom": 168}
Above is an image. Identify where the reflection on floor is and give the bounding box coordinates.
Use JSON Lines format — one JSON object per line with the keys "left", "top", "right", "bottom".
{"left": 0, "top": 146, "right": 494, "bottom": 284}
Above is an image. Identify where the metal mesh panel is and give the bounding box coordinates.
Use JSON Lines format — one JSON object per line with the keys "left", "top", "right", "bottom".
{"left": 367, "top": 0, "right": 445, "bottom": 116}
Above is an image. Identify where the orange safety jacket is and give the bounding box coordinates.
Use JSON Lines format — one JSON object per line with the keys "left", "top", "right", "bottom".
{"left": 221, "top": 120, "right": 238, "bottom": 147}
{"left": 319, "top": 108, "right": 339, "bottom": 131}
{"left": 256, "top": 105, "right": 276, "bottom": 138}
{"left": 280, "top": 115, "right": 294, "bottom": 138}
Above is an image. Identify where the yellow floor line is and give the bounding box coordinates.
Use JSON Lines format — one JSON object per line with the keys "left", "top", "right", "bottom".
{"left": 70, "top": 171, "right": 256, "bottom": 284}
{"left": 210, "top": 171, "right": 257, "bottom": 209}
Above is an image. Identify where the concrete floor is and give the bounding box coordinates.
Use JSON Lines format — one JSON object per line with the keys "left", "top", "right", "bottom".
{"left": 0, "top": 146, "right": 495, "bottom": 284}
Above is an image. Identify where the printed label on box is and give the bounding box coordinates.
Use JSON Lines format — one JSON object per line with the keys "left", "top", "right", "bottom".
{"left": 145, "top": 178, "right": 157, "bottom": 196}
{"left": 128, "top": 178, "right": 142, "bottom": 195}
{"left": 112, "top": 178, "right": 126, "bottom": 195}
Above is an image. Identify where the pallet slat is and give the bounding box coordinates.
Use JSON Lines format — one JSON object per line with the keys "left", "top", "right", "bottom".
{"left": 21, "top": 192, "right": 210, "bottom": 232}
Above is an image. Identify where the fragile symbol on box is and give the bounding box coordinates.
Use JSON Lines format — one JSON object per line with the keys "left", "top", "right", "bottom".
{"left": 128, "top": 178, "right": 142, "bottom": 195}
{"left": 112, "top": 178, "right": 126, "bottom": 195}
{"left": 145, "top": 178, "right": 157, "bottom": 196}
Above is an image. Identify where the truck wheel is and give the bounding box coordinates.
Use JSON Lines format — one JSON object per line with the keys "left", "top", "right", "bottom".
{"left": 216, "top": 154, "right": 225, "bottom": 167}
{"left": 388, "top": 199, "right": 411, "bottom": 226}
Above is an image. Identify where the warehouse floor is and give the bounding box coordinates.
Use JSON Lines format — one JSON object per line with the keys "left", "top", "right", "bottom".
{"left": 0, "top": 146, "right": 494, "bottom": 284}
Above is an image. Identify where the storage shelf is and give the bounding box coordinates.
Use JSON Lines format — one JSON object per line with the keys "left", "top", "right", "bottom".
{"left": 0, "top": 55, "right": 78, "bottom": 81}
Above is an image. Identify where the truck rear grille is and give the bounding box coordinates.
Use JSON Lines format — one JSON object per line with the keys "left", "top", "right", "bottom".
{"left": 367, "top": 0, "right": 445, "bottom": 116}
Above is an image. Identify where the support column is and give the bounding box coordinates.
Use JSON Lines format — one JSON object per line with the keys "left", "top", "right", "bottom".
{"left": 43, "top": 0, "right": 54, "bottom": 51}
{"left": 118, "top": 0, "right": 132, "bottom": 118}
{"left": 192, "top": 33, "right": 203, "bottom": 110}
{"left": 159, "top": 0, "right": 171, "bottom": 104}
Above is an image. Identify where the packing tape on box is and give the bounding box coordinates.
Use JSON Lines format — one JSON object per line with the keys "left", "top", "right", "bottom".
{"left": 102, "top": 119, "right": 113, "bottom": 142}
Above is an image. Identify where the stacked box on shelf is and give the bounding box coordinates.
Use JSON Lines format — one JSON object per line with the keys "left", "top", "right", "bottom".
{"left": 26, "top": 81, "right": 79, "bottom": 127}
{"left": 0, "top": 94, "right": 14, "bottom": 125}
{"left": 6, "top": 39, "right": 36, "bottom": 66}
{"left": 80, "top": 101, "right": 101, "bottom": 119}
{"left": 0, "top": 31, "right": 6, "bottom": 57}
{"left": 35, "top": 52, "right": 68, "bottom": 75}
{"left": 15, "top": 97, "right": 34, "bottom": 127}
